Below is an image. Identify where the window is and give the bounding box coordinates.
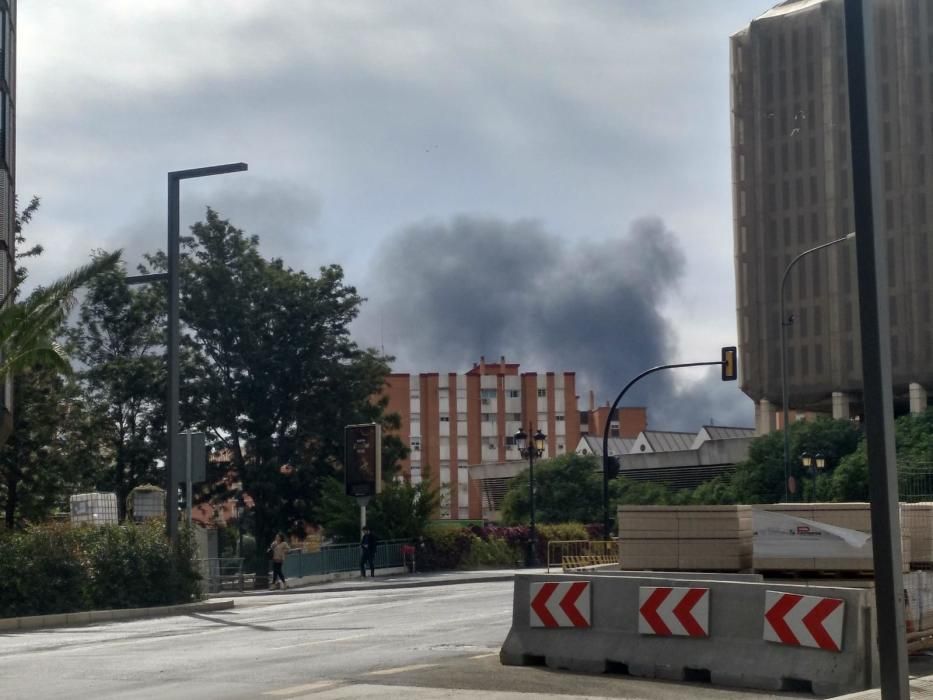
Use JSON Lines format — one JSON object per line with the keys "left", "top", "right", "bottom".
{"left": 440, "top": 416, "right": 450, "bottom": 422}
{"left": 480, "top": 389, "right": 497, "bottom": 400}
{"left": 507, "top": 389, "right": 519, "bottom": 398}
{"left": 537, "top": 389, "right": 546, "bottom": 398}
{"left": 556, "top": 415, "right": 565, "bottom": 422}
{"left": 410, "top": 438, "right": 421, "bottom": 451}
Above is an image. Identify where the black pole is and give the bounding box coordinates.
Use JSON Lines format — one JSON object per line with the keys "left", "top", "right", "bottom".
{"left": 165, "top": 163, "right": 247, "bottom": 547}
{"left": 601, "top": 360, "right": 722, "bottom": 539}
{"left": 166, "top": 174, "right": 180, "bottom": 547}
{"left": 844, "top": 1, "right": 908, "bottom": 696}
{"left": 780, "top": 234, "right": 854, "bottom": 503}
{"left": 528, "top": 426, "right": 536, "bottom": 567}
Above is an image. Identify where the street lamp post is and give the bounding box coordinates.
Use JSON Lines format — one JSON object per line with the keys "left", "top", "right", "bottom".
{"left": 515, "top": 425, "right": 546, "bottom": 567}
{"left": 166, "top": 163, "right": 248, "bottom": 546}
{"left": 780, "top": 232, "right": 854, "bottom": 502}
{"left": 799, "top": 451, "right": 827, "bottom": 502}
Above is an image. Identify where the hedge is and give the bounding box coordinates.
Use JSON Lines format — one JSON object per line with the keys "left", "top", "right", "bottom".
{"left": 0, "top": 520, "right": 202, "bottom": 618}
{"left": 417, "top": 522, "right": 603, "bottom": 571}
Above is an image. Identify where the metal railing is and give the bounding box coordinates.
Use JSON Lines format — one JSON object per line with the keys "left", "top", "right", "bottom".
{"left": 198, "top": 557, "right": 246, "bottom": 593}
{"left": 546, "top": 540, "right": 618, "bottom": 573}
{"left": 281, "top": 539, "right": 407, "bottom": 579}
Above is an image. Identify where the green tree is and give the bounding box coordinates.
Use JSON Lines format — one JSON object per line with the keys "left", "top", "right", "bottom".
{"left": 0, "top": 200, "right": 121, "bottom": 525}
{"left": 715, "top": 417, "right": 862, "bottom": 504}
{"left": 501, "top": 453, "right": 604, "bottom": 524}
{"left": 318, "top": 473, "right": 439, "bottom": 543}
{"left": 175, "top": 209, "right": 402, "bottom": 564}
{"left": 0, "top": 367, "right": 102, "bottom": 527}
{"left": 66, "top": 256, "right": 167, "bottom": 519}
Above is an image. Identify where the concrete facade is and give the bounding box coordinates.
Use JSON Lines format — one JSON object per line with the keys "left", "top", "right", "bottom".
{"left": 732, "top": 0, "right": 933, "bottom": 418}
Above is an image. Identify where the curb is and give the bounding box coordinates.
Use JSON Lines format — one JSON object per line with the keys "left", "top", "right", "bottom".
{"left": 0, "top": 599, "right": 235, "bottom": 633}
{"left": 209, "top": 571, "right": 520, "bottom": 598}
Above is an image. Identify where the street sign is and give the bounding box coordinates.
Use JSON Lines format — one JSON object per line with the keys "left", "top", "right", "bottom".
{"left": 345, "top": 423, "right": 382, "bottom": 498}
{"left": 721, "top": 346, "right": 738, "bottom": 381}
{"left": 530, "top": 581, "right": 591, "bottom": 628}
{"left": 172, "top": 431, "right": 206, "bottom": 483}
{"left": 638, "top": 586, "right": 710, "bottom": 637}
{"left": 763, "top": 590, "right": 844, "bottom": 651}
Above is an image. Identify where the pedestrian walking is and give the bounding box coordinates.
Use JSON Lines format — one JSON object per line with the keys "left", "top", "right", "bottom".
{"left": 360, "top": 526, "right": 377, "bottom": 577}
{"left": 268, "top": 532, "right": 289, "bottom": 590}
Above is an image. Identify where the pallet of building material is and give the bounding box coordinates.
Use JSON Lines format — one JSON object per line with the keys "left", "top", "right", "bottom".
{"left": 905, "top": 571, "right": 933, "bottom": 632}
{"left": 618, "top": 537, "right": 678, "bottom": 570}
{"left": 902, "top": 503, "right": 933, "bottom": 567}
{"left": 759, "top": 503, "right": 875, "bottom": 532}
{"left": 753, "top": 507, "right": 910, "bottom": 573}
{"left": 617, "top": 505, "right": 753, "bottom": 572}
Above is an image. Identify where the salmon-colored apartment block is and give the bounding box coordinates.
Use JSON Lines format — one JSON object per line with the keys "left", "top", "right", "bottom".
{"left": 381, "top": 357, "right": 580, "bottom": 520}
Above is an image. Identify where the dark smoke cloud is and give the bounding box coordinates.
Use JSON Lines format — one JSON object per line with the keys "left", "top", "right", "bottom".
{"left": 357, "top": 214, "right": 753, "bottom": 429}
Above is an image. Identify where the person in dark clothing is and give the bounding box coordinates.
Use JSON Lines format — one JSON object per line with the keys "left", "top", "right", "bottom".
{"left": 360, "top": 526, "right": 377, "bottom": 577}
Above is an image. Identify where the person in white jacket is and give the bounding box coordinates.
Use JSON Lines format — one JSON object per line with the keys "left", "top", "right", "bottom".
{"left": 269, "top": 533, "right": 289, "bottom": 590}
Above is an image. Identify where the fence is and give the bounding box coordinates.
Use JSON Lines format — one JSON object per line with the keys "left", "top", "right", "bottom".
{"left": 281, "top": 539, "right": 407, "bottom": 579}
{"left": 198, "top": 557, "right": 246, "bottom": 593}
{"left": 546, "top": 539, "right": 618, "bottom": 572}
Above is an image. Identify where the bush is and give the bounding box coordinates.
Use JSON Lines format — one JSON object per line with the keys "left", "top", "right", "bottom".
{"left": 0, "top": 520, "right": 201, "bottom": 618}
{"left": 461, "top": 536, "right": 519, "bottom": 569}
{"left": 419, "top": 521, "right": 602, "bottom": 571}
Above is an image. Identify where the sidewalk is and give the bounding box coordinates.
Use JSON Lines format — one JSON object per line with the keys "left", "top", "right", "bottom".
{"left": 215, "top": 566, "right": 537, "bottom": 598}
{"left": 0, "top": 599, "right": 235, "bottom": 633}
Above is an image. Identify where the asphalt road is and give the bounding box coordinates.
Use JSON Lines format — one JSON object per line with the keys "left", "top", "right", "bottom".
{"left": 0, "top": 579, "right": 815, "bottom": 700}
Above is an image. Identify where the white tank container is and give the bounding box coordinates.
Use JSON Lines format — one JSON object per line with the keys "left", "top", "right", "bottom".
{"left": 70, "top": 492, "right": 119, "bottom": 526}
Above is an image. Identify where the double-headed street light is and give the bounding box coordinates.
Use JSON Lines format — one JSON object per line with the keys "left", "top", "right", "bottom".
{"left": 515, "top": 425, "right": 546, "bottom": 567}
{"left": 780, "top": 232, "right": 854, "bottom": 502}
{"left": 800, "top": 451, "right": 826, "bottom": 502}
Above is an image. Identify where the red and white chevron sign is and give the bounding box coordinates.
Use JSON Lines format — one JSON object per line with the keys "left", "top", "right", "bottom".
{"left": 638, "top": 586, "right": 710, "bottom": 637}
{"left": 530, "top": 581, "right": 591, "bottom": 628}
{"left": 763, "top": 590, "right": 845, "bottom": 652}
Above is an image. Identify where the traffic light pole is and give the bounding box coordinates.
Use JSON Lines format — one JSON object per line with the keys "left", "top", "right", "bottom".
{"left": 601, "top": 355, "right": 735, "bottom": 539}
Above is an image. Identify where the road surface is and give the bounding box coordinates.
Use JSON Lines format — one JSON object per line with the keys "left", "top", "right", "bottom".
{"left": 0, "top": 579, "right": 814, "bottom": 699}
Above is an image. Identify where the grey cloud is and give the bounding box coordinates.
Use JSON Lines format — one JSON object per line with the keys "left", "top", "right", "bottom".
{"left": 108, "top": 178, "right": 323, "bottom": 274}
{"left": 357, "top": 214, "right": 750, "bottom": 429}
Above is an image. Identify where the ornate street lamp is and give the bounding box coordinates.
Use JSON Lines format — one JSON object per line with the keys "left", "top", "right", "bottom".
{"left": 800, "top": 451, "right": 827, "bottom": 502}
{"left": 515, "top": 425, "right": 546, "bottom": 567}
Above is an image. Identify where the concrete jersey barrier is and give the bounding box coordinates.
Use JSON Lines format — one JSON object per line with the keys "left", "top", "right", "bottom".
{"left": 500, "top": 572, "right": 876, "bottom": 696}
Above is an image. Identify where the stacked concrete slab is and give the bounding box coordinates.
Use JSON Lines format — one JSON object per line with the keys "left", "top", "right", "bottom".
{"left": 905, "top": 571, "right": 933, "bottom": 631}
{"left": 618, "top": 505, "right": 753, "bottom": 571}
{"left": 901, "top": 503, "right": 933, "bottom": 568}
{"left": 755, "top": 503, "right": 911, "bottom": 573}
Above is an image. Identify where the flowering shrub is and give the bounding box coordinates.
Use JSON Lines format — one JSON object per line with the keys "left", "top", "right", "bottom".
{"left": 420, "top": 521, "right": 598, "bottom": 570}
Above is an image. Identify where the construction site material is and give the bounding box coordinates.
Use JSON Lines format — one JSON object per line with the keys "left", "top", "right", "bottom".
{"left": 617, "top": 505, "right": 752, "bottom": 571}
{"left": 901, "top": 503, "right": 933, "bottom": 567}
{"left": 755, "top": 503, "right": 911, "bottom": 573}
{"left": 547, "top": 540, "right": 618, "bottom": 572}
{"left": 69, "top": 492, "right": 118, "bottom": 526}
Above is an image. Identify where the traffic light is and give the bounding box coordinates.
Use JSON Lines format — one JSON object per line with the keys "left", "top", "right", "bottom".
{"left": 607, "top": 456, "right": 620, "bottom": 480}
{"left": 721, "top": 346, "right": 738, "bottom": 381}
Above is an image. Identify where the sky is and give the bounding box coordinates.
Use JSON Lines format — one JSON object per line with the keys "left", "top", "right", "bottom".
{"left": 19, "top": 0, "right": 777, "bottom": 431}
